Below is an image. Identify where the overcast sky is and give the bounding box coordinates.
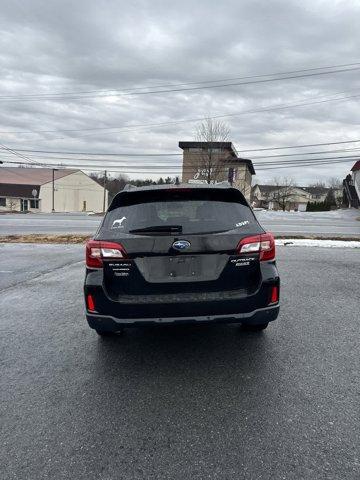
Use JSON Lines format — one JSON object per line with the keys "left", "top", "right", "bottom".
{"left": 1, "top": 0, "right": 360, "bottom": 184}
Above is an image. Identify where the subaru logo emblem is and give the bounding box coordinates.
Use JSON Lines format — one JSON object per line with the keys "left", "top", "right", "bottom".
{"left": 172, "top": 240, "right": 191, "bottom": 251}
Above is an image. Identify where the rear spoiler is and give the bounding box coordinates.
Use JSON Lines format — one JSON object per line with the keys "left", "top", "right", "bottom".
{"left": 108, "top": 186, "right": 249, "bottom": 211}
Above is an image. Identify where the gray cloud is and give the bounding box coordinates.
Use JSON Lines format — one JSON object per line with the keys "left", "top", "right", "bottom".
{"left": 1, "top": 0, "right": 360, "bottom": 183}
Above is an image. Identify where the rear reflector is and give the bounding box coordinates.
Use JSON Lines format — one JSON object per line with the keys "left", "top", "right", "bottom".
{"left": 269, "top": 286, "right": 279, "bottom": 304}
{"left": 87, "top": 294, "right": 96, "bottom": 312}
{"left": 86, "top": 240, "right": 127, "bottom": 268}
{"left": 237, "top": 233, "right": 275, "bottom": 261}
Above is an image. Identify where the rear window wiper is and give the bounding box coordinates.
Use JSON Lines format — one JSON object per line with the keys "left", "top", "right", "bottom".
{"left": 128, "top": 225, "right": 183, "bottom": 234}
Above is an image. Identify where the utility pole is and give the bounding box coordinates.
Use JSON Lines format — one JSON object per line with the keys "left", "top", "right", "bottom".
{"left": 51, "top": 168, "right": 58, "bottom": 212}
{"left": 102, "top": 170, "right": 107, "bottom": 213}
{"left": 228, "top": 167, "right": 234, "bottom": 187}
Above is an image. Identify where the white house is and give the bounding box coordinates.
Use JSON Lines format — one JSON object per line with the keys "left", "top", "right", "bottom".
{"left": 251, "top": 184, "right": 341, "bottom": 211}
{"left": 343, "top": 160, "right": 360, "bottom": 208}
{"left": 0, "top": 167, "right": 108, "bottom": 213}
{"left": 252, "top": 184, "right": 311, "bottom": 211}
{"left": 351, "top": 161, "right": 360, "bottom": 202}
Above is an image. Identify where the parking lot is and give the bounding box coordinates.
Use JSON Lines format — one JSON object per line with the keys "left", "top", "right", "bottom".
{"left": 1, "top": 243, "right": 359, "bottom": 479}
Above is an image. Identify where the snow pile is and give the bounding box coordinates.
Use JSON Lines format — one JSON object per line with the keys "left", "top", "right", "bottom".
{"left": 275, "top": 239, "right": 360, "bottom": 249}
{"left": 256, "top": 209, "right": 360, "bottom": 222}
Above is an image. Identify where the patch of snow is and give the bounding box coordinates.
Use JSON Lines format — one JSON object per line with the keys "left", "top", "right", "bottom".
{"left": 276, "top": 239, "right": 360, "bottom": 248}
{"left": 256, "top": 208, "right": 359, "bottom": 222}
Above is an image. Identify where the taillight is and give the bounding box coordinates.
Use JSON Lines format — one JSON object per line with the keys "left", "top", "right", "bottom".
{"left": 85, "top": 240, "right": 127, "bottom": 268}
{"left": 269, "top": 285, "right": 279, "bottom": 304}
{"left": 237, "top": 233, "right": 275, "bottom": 261}
{"left": 87, "top": 294, "right": 96, "bottom": 311}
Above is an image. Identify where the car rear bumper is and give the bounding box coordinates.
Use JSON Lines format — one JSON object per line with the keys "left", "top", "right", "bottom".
{"left": 86, "top": 305, "right": 279, "bottom": 330}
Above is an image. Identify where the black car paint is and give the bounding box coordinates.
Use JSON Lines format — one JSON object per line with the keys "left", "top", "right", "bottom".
{"left": 84, "top": 184, "right": 280, "bottom": 330}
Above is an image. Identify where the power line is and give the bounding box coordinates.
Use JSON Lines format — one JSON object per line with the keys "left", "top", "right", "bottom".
{"left": 1, "top": 61, "right": 360, "bottom": 99}
{"left": 2, "top": 155, "right": 356, "bottom": 172}
{"left": 0, "top": 143, "right": 42, "bottom": 166}
{"left": 242, "top": 147, "right": 360, "bottom": 160}
{"left": 236, "top": 139, "right": 360, "bottom": 152}
{"left": 4, "top": 142, "right": 360, "bottom": 160}
{"left": 3, "top": 154, "right": 358, "bottom": 168}
{"left": 2, "top": 89, "right": 359, "bottom": 145}
{"left": 1, "top": 66, "right": 360, "bottom": 104}
{"left": 1, "top": 91, "right": 357, "bottom": 141}
{"left": 8, "top": 90, "right": 360, "bottom": 144}
{"left": 1, "top": 152, "right": 359, "bottom": 169}
{"left": 1, "top": 149, "right": 180, "bottom": 157}
{"left": 1, "top": 87, "right": 356, "bottom": 136}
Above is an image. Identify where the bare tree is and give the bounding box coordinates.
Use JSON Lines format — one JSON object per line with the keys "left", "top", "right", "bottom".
{"left": 327, "top": 177, "right": 342, "bottom": 189}
{"left": 308, "top": 180, "right": 326, "bottom": 188}
{"left": 267, "top": 177, "right": 295, "bottom": 211}
{"left": 8, "top": 198, "right": 17, "bottom": 211}
{"left": 194, "top": 118, "right": 230, "bottom": 184}
{"left": 327, "top": 177, "right": 343, "bottom": 207}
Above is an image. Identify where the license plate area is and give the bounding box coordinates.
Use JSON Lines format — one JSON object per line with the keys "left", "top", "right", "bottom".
{"left": 133, "top": 254, "right": 228, "bottom": 285}
{"left": 145, "top": 255, "right": 202, "bottom": 282}
{"left": 167, "top": 256, "right": 200, "bottom": 279}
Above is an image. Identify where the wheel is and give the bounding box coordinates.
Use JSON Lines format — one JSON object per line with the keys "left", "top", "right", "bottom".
{"left": 95, "top": 328, "right": 124, "bottom": 337}
{"left": 241, "top": 322, "right": 269, "bottom": 332}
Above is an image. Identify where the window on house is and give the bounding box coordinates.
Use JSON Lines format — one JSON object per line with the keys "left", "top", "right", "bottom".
{"left": 0, "top": 198, "right": 6, "bottom": 207}
{"left": 30, "top": 199, "right": 39, "bottom": 209}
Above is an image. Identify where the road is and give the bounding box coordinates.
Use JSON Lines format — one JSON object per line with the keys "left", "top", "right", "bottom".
{"left": 1, "top": 209, "right": 360, "bottom": 238}
{"left": 255, "top": 209, "right": 360, "bottom": 238}
{"left": 1, "top": 244, "right": 359, "bottom": 479}
{"left": 0, "top": 213, "right": 102, "bottom": 235}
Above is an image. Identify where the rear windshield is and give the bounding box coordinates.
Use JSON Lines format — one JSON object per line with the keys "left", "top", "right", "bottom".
{"left": 101, "top": 189, "right": 258, "bottom": 235}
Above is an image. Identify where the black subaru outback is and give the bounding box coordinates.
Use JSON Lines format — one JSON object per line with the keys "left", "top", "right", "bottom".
{"left": 84, "top": 183, "right": 280, "bottom": 335}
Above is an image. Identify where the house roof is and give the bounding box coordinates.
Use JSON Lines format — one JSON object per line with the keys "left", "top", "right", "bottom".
{"left": 225, "top": 158, "right": 255, "bottom": 175}
{"left": 299, "top": 186, "right": 329, "bottom": 195}
{"left": 351, "top": 160, "right": 360, "bottom": 171}
{"left": 253, "top": 184, "right": 279, "bottom": 194}
{"left": 0, "top": 183, "right": 40, "bottom": 198}
{"left": 0, "top": 167, "right": 78, "bottom": 185}
{"left": 179, "top": 141, "right": 237, "bottom": 155}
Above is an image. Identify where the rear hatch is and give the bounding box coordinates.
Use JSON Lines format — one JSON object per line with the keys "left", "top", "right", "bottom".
{"left": 96, "top": 187, "right": 264, "bottom": 299}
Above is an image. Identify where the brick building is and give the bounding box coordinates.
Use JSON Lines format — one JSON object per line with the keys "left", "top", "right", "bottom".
{"left": 179, "top": 141, "right": 255, "bottom": 201}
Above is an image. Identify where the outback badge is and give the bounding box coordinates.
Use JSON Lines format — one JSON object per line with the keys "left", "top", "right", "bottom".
{"left": 172, "top": 240, "right": 191, "bottom": 251}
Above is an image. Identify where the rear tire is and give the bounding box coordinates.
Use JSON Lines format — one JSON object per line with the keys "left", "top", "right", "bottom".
{"left": 95, "top": 328, "right": 124, "bottom": 337}
{"left": 241, "top": 322, "right": 269, "bottom": 332}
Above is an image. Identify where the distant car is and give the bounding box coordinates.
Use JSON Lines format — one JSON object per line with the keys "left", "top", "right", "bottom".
{"left": 84, "top": 183, "right": 280, "bottom": 336}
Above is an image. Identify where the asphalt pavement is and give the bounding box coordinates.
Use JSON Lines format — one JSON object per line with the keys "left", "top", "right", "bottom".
{"left": 1, "top": 244, "right": 359, "bottom": 479}
{"left": 1, "top": 209, "right": 360, "bottom": 238}
{"left": 255, "top": 209, "right": 360, "bottom": 238}
{"left": 0, "top": 212, "right": 102, "bottom": 235}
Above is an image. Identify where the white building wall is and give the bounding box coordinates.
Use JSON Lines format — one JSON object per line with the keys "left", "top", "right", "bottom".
{"left": 353, "top": 170, "right": 360, "bottom": 202}
{"left": 39, "top": 171, "right": 107, "bottom": 213}
{"left": 0, "top": 197, "right": 21, "bottom": 211}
